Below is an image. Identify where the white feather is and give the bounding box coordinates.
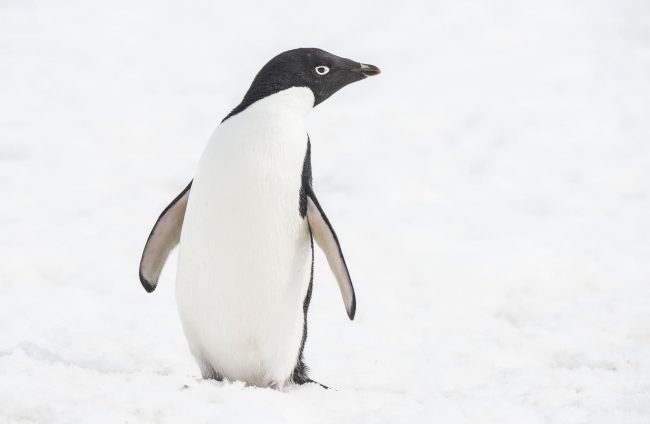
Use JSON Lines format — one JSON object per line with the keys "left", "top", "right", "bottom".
{"left": 175, "top": 87, "right": 315, "bottom": 387}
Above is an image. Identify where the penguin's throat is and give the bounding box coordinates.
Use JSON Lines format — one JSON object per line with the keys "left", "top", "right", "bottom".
{"left": 245, "top": 87, "right": 315, "bottom": 121}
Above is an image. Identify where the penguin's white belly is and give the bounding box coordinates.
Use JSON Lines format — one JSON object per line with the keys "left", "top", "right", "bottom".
{"left": 175, "top": 88, "right": 313, "bottom": 386}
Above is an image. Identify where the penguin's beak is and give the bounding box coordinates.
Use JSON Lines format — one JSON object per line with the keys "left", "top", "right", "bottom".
{"left": 357, "top": 63, "right": 381, "bottom": 77}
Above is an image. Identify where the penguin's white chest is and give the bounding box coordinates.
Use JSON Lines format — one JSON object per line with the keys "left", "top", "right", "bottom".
{"left": 176, "top": 88, "right": 314, "bottom": 386}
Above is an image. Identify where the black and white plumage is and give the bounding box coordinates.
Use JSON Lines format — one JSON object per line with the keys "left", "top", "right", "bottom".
{"left": 139, "top": 48, "right": 379, "bottom": 389}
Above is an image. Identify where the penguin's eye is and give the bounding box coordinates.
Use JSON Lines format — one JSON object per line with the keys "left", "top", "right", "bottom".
{"left": 314, "top": 66, "right": 330, "bottom": 76}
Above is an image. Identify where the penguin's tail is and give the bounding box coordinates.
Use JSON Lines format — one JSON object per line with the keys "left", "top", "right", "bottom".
{"left": 303, "top": 378, "right": 329, "bottom": 389}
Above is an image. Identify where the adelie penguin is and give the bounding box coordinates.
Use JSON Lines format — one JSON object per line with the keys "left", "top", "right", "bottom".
{"left": 139, "top": 48, "right": 380, "bottom": 390}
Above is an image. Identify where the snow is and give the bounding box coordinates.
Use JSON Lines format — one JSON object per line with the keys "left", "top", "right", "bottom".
{"left": 1, "top": 0, "right": 649, "bottom": 422}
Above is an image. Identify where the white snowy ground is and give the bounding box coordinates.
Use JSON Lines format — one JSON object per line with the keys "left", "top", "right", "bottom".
{"left": 1, "top": 0, "right": 649, "bottom": 422}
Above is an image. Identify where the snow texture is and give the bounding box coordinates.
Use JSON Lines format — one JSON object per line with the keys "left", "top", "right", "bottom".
{"left": 1, "top": 0, "right": 649, "bottom": 423}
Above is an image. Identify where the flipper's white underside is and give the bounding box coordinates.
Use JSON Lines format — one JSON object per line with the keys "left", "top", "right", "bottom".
{"left": 306, "top": 188, "right": 356, "bottom": 319}
{"left": 139, "top": 183, "right": 191, "bottom": 292}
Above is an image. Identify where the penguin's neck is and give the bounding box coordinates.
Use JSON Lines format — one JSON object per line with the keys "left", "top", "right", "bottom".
{"left": 224, "top": 87, "right": 314, "bottom": 123}
{"left": 214, "top": 87, "right": 314, "bottom": 149}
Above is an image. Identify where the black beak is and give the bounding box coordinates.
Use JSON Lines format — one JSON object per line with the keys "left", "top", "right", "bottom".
{"left": 357, "top": 63, "right": 381, "bottom": 77}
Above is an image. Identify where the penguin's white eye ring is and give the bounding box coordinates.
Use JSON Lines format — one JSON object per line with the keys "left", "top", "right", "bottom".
{"left": 315, "top": 66, "right": 330, "bottom": 76}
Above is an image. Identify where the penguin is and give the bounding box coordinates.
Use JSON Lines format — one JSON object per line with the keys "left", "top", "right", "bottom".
{"left": 138, "top": 48, "right": 380, "bottom": 389}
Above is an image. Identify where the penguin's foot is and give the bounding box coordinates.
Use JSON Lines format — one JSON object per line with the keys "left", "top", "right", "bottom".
{"left": 268, "top": 381, "right": 284, "bottom": 391}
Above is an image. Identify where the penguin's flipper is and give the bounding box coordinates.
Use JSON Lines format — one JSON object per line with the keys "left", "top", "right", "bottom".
{"left": 139, "top": 181, "right": 192, "bottom": 292}
{"left": 306, "top": 186, "right": 356, "bottom": 320}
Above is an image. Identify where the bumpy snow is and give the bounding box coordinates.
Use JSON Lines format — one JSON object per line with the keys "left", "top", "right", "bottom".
{"left": 1, "top": 0, "right": 649, "bottom": 423}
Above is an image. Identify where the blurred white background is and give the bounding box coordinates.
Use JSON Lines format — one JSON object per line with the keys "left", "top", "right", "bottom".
{"left": 1, "top": 0, "right": 649, "bottom": 423}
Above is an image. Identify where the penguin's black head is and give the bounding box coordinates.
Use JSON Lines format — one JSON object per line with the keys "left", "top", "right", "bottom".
{"left": 224, "top": 48, "right": 380, "bottom": 121}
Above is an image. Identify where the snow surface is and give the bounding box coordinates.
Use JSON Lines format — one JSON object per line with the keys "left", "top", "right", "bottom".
{"left": 1, "top": 0, "right": 650, "bottom": 423}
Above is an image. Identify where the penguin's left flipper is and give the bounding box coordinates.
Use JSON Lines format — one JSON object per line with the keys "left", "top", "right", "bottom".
{"left": 139, "top": 181, "right": 192, "bottom": 292}
{"left": 306, "top": 186, "right": 356, "bottom": 320}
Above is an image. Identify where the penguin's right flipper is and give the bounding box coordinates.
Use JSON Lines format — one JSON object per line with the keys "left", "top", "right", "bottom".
{"left": 305, "top": 186, "right": 356, "bottom": 320}
{"left": 139, "top": 181, "right": 192, "bottom": 292}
